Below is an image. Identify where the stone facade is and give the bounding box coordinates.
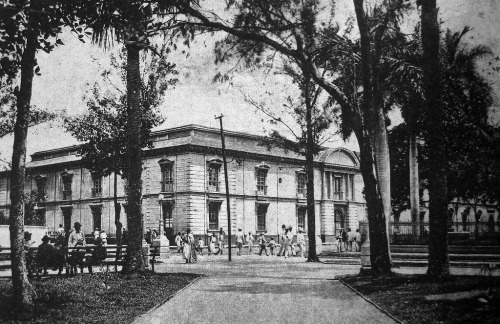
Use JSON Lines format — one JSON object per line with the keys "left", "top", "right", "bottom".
{"left": 0, "top": 125, "right": 366, "bottom": 242}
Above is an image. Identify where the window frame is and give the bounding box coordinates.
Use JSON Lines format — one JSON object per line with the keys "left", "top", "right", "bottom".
{"left": 297, "top": 206, "right": 307, "bottom": 231}
{"left": 256, "top": 203, "right": 268, "bottom": 232}
{"left": 61, "top": 172, "right": 73, "bottom": 201}
{"left": 208, "top": 201, "right": 220, "bottom": 231}
{"left": 158, "top": 158, "right": 174, "bottom": 193}
{"left": 91, "top": 175, "right": 102, "bottom": 198}
{"left": 256, "top": 168, "right": 269, "bottom": 196}
{"left": 296, "top": 172, "right": 307, "bottom": 198}
{"left": 207, "top": 161, "right": 222, "bottom": 192}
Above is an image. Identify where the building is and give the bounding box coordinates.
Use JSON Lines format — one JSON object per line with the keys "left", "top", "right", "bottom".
{"left": 0, "top": 124, "right": 366, "bottom": 243}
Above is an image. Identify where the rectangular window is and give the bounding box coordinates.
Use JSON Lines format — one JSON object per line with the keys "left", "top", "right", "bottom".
{"left": 256, "top": 169, "right": 268, "bottom": 195}
{"left": 208, "top": 165, "right": 220, "bottom": 192}
{"left": 208, "top": 202, "right": 220, "bottom": 230}
{"left": 256, "top": 204, "right": 268, "bottom": 231}
{"left": 161, "top": 164, "right": 174, "bottom": 192}
{"left": 334, "top": 175, "right": 344, "bottom": 200}
{"left": 92, "top": 176, "right": 102, "bottom": 197}
{"left": 35, "top": 178, "right": 46, "bottom": 201}
{"left": 297, "top": 172, "right": 307, "bottom": 197}
{"left": 162, "top": 202, "right": 173, "bottom": 228}
{"left": 62, "top": 177, "right": 72, "bottom": 200}
{"left": 297, "top": 207, "right": 307, "bottom": 230}
{"left": 326, "top": 171, "right": 331, "bottom": 199}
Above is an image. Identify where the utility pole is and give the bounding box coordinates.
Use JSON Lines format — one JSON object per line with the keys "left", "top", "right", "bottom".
{"left": 215, "top": 115, "right": 231, "bottom": 261}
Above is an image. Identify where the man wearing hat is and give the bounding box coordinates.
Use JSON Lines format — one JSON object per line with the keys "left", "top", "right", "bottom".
{"left": 68, "top": 222, "right": 86, "bottom": 247}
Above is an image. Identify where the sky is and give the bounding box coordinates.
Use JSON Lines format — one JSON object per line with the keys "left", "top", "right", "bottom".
{"left": 0, "top": 0, "right": 499, "bottom": 167}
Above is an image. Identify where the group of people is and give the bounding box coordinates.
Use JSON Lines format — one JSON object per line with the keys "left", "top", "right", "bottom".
{"left": 174, "top": 227, "right": 227, "bottom": 263}
{"left": 174, "top": 225, "right": 307, "bottom": 262}
{"left": 337, "top": 228, "right": 363, "bottom": 252}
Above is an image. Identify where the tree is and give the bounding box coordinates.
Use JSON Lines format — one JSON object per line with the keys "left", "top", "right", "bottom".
{"left": 245, "top": 57, "right": 336, "bottom": 262}
{"left": 174, "top": 0, "right": 408, "bottom": 273}
{"left": 419, "top": 0, "right": 450, "bottom": 279}
{"left": 64, "top": 45, "right": 177, "bottom": 248}
{"left": 76, "top": 0, "right": 187, "bottom": 274}
{"left": 0, "top": 0, "right": 84, "bottom": 307}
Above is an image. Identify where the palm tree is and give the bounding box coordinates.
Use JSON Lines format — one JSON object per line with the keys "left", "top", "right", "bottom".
{"left": 81, "top": 1, "right": 154, "bottom": 274}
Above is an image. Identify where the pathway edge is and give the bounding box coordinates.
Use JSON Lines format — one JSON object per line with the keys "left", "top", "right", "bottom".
{"left": 132, "top": 275, "right": 204, "bottom": 323}
{"left": 338, "top": 278, "right": 404, "bottom": 324}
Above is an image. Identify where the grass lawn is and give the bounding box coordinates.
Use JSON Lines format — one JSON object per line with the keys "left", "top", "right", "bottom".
{"left": 0, "top": 272, "right": 200, "bottom": 323}
{"left": 342, "top": 274, "right": 500, "bottom": 324}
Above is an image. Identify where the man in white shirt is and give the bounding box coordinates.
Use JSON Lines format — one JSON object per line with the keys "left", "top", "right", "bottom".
{"left": 68, "top": 222, "right": 86, "bottom": 247}
{"left": 347, "top": 228, "right": 355, "bottom": 252}
{"left": 277, "top": 224, "right": 286, "bottom": 256}
{"left": 235, "top": 228, "right": 245, "bottom": 256}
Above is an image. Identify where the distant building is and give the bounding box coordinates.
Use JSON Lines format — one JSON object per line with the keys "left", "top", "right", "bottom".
{"left": 0, "top": 124, "right": 366, "bottom": 243}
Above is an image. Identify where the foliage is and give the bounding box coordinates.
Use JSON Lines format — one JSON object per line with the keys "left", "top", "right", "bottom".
{"left": 0, "top": 272, "right": 200, "bottom": 322}
{"left": 64, "top": 44, "right": 177, "bottom": 178}
{"left": 343, "top": 274, "right": 500, "bottom": 324}
{"left": 388, "top": 124, "right": 427, "bottom": 219}
{"left": 0, "top": 0, "right": 88, "bottom": 139}
{"left": 388, "top": 27, "right": 499, "bottom": 215}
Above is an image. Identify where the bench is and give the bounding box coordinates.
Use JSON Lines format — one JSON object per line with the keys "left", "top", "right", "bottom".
{"left": 0, "top": 244, "right": 130, "bottom": 276}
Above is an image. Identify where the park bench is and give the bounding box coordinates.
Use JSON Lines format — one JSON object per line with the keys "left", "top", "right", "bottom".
{"left": 0, "top": 244, "right": 130, "bottom": 276}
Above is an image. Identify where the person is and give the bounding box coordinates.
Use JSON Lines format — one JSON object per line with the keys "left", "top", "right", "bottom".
{"left": 93, "top": 227, "right": 100, "bottom": 240}
{"left": 67, "top": 222, "right": 86, "bottom": 275}
{"left": 175, "top": 232, "right": 183, "bottom": 253}
{"left": 277, "top": 224, "right": 286, "bottom": 256}
{"left": 56, "top": 223, "right": 65, "bottom": 236}
{"left": 268, "top": 237, "right": 276, "bottom": 255}
{"left": 24, "top": 231, "right": 36, "bottom": 274}
{"left": 55, "top": 225, "right": 66, "bottom": 247}
{"left": 182, "top": 229, "right": 196, "bottom": 264}
{"left": 246, "top": 232, "right": 255, "bottom": 256}
{"left": 257, "top": 233, "right": 268, "bottom": 256}
{"left": 297, "top": 228, "right": 306, "bottom": 258}
{"left": 288, "top": 226, "right": 296, "bottom": 256}
{"left": 283, "top": 227, "right": 293, "bottom": 258}
{"left": 208, "top": 233, "right": 217, "bottom": 255}
{"left": 354, "top": 229, "right": 362, "bottom": 252}
{"left": 347, "top": 228, "right": 354, "bottom": 252}
{"left": 235, "top": 228, "right": 245, "bottom": 256}
{"left": 216, "top": 228, "right": 225, "bottom": 255}
{"left": 100, "top": 230, "right": 107, "bottom": 245}
{"left": 68, "top": 222, "right": 86, "bottom": 247}
{"left": 145, "top": 228, "right": 152, "bottom": 244}
{"left": 36, "top": 235, "right": 57, "bottom": 275}
{"left": 196, "top": 237, "right": 204, "bottom": 256}
{"left": 339, "top": 228, "right": 347, "bottom": 252}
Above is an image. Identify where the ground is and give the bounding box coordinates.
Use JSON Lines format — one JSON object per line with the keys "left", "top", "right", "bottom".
{"left": 1, "top": 253, "right": 499, "bottom": 324}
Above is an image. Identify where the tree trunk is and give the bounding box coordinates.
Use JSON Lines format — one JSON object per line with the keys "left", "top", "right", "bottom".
{"left": 353, "top": 0, "right": 391, "bottom": 274}
{"left": 123, "top": 43, "right": 145, "bottom": 274}
{"left": 113, "top": 171, "right": 122, "bottom": 254}
{"left": 421, "top": 0, "right": 450, "bottom": 279}
{"left": 304, "top": 73, "right": 319, "bottom": 262}
{"left": 9, "top": 16, "right": 38, "bottom": 308}
{"left": 409, "top": 128, "right": 420, "bottom": 236}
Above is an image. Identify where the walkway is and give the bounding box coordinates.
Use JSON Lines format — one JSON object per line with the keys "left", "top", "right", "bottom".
{"left": 134, "top": 254, "right": 397, "bottom": 324}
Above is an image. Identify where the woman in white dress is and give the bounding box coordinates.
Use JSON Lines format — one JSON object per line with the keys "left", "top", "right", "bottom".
{"left": 208, "top": 233, "right": 217, "bottom": 255}
{"left": 183, "top": 228, "right": 195, "bottom": 263}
